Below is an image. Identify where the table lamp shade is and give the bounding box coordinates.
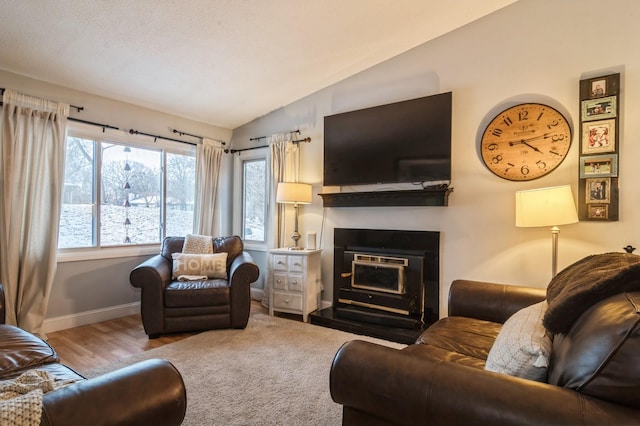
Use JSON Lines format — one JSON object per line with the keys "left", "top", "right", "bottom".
{"left": 276, "top": 182, "right": 312, "bottom": 204}
{"left": 515, "top": 185, "right": 578, "bottom": 228}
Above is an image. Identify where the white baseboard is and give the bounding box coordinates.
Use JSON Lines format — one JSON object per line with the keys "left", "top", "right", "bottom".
{"left": 250, "top": 287, "right": 265, "bottom": 302}
{"left": 43, "top": 302, "right": 141, "bottom": 334}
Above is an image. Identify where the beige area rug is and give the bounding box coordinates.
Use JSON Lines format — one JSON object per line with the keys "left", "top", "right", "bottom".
{"left": 86, "top": 313, "right": 405, "bottom": 425}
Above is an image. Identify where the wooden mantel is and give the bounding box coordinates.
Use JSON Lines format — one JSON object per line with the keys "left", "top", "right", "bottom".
{"left": 318, "top": 186, "right": 452, "bottom": 208}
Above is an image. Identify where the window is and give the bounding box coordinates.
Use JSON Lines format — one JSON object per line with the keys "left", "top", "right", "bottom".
{"left": 234, "top": 148, "right": 268, "bottom": 249}
{"left": 58, "top": 124, "right": 195, "bottom": 251}
{"left": 242, "top": 159, "right": 267, "bottom": 242}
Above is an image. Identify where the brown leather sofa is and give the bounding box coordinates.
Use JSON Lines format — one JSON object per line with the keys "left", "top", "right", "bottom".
{"left": 330, "top": 279, "right": 640, "bottom": 425}
{"left": 0, "top": 284, "right": 187, "bottom": 426}
{"left": 130, "top": 236, "right": 259, "bottom": 338}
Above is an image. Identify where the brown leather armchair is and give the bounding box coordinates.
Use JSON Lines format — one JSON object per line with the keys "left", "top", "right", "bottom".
{"left": 130, "top": 236, "right": 259, "bottom": 338}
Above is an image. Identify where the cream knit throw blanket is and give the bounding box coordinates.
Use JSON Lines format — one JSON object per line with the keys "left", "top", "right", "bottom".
{"left": 0, "top": 370, "right": 74, "bottom": 426}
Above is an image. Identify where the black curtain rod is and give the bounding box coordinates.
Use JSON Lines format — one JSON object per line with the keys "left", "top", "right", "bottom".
{"left": 172, "top": 128, "right": 226, "bottom": 145}
{"left": 0, "top": 88, "right": 84, "bottom": 112}
{"left": 249, "top": 129, "right": 300, "bottom": 141}
{"left": 69, "top": 117, "right": 119, "bottom": 132}
{"left": 129, "top": 129, "right": 199, "bottom": 145}
{"left": 228, "top": 137, "right": 311, "bottom": 154}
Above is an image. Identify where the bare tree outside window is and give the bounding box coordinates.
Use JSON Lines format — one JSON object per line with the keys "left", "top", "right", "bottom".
{"left": 166, "top": 153, "right": 195, "bottom": 237}
{"left": 58, "top": 134, "right": 195, "bottom": 249}
{"left": 243, "top": 159, "right": 266, "bottom": 242}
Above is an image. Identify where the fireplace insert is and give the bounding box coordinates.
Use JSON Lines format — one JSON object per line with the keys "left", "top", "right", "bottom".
{"left": 310, "top": 228, "right": 440, "bottom": 343}
{"left": 337, "top": 250, "right": 424, "bottom": 322}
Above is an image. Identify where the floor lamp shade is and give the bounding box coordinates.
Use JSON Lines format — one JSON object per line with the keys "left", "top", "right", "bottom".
{"left": 276, "top": 182, "right": 312, "bottom": 249}
{"left": 515, "top": 185, "right": 579, "bottom": 227}
{"left": 515, "top": 185, "right": 579, "bottom": 278}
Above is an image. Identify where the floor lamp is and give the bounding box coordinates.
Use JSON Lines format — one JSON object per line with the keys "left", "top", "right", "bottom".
{"left": 276, "top": 182, "right": 312, "bottom": 250}
{"left": 515, "top": 185, "right": 579, "bottom": 278}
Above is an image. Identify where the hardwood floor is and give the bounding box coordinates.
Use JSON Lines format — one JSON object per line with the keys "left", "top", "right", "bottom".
{"left": 46, "top": 301, "right": 268, "bottom": 373}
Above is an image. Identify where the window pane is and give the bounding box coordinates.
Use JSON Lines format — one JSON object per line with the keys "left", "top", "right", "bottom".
{"left": 166, "top": 153, "right": 195, "bottom": 237}
{"left": 101, "top": 143, "right": 161, "bottom": 245}
{"left": 59, "top": 137, "right": 96, "bottom": 248}
{"left": 243, "top": 159, "right": 266, "bottom": 242}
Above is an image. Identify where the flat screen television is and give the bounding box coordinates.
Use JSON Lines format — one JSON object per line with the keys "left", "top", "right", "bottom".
{"left": 323, "top": 92, "right": 452, "bottom": 186}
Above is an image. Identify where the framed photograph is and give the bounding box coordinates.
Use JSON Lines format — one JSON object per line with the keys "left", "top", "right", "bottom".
{"left": 581, "top": 96, "right": 617, "bottom": 121}
{"left": 589, "top": 79, "right": 607, "bottom": 98}
{"left": 581, "top": 73, "right": 619, "bottom": 99}
{"left": 585, "top": 177, "right": 611, "bottom": 204}
{"left": 580, "top": 154, "right": 618, "bottom": 178}
{"left": 582, "top": 119, "right": 616, "bottom": 154}
{"left": 588, "top": 204, "right": 609, "bottom": 220}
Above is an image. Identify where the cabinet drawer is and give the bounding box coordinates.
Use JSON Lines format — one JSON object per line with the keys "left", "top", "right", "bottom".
{"left": 272, "top": 291, "right": 302, "bottom": 311}
{"left": 288, "top": 256, "right": 304, "bottom": 272}
{"left": 287, "top": 274, "right": 303, "bottom": 292}
{"left": 273, "top": 255, "right": 288, "bottom": 271}
{"left": 273, "top": 272, "right": 288, "bottom": 290}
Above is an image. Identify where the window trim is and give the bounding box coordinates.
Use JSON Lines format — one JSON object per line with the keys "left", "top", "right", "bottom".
{"left": 233, "top": 147, "right": 269, "bottom": 252}
{"left": 57, "top": 122, "right": 196, "bottom": 261}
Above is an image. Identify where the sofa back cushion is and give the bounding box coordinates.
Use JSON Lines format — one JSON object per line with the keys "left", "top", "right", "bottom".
{"left": 548, "top": 291, "right": 640, "bottom": 408}
{"left": 161, "top": 236, "right": 243, "bottom": 270}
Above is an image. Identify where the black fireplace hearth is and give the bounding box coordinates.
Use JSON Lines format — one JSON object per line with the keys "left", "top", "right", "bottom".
{"left": 310, "top": 228, "right": 440, "bottom": 344}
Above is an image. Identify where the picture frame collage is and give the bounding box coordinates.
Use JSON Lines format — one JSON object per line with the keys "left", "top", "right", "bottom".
{"left": 578, "top": 73, "right": 620, "bottom": 221}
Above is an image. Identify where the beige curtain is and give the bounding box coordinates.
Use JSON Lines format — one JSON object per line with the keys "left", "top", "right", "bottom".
{"left": 262, "top": 133, "right": 299, "bottom": 307}
{"left": 194, "top": 138, "right": 224, "bottom": 236}
{"left": 0, "top": 89, "right": 69, "bottom": 335}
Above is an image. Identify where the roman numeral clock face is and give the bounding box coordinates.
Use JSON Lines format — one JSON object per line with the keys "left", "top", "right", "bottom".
{"left": 480, "top": 103, "right": 572, "bottom": 181}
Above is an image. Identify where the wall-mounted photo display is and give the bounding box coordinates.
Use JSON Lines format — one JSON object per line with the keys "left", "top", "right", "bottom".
{"left": 581, "top": 96, "right": 617, "bottom": 121}
{"left": 580, "top": 154, "right": 618, "bottom": 178}
{"left": 578, "top": 72, "right": 620, "bottom": 222}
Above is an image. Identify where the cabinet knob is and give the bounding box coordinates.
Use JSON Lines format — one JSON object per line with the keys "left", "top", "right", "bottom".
{"left": 284, "top": 298, "right": 290, "bottom": 304}
{"left": 277, "top": 261, "right": 285, "bottom": 265}
{"left": 294, "top": 262, "right": 301, "bottom": 267}
{"left": 276, "top": 280, "right": 282, "bottom": 284}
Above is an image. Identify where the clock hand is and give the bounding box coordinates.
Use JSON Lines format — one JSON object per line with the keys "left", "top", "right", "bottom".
{"left": 523, "top": 141, "right": 542, "bottom": 153}
{"left": 508, "top": 133, "right": 551, "bottom": 153}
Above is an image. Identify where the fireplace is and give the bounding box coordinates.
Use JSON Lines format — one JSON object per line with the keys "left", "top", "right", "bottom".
{"left": 310, "top": 228, "right": 440, "bottom": 344}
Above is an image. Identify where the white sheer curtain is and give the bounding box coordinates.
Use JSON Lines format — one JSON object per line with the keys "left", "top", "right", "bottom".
{"left": 262, "top": 132, "right": 299, "bottom": 306}
{"left": 194, "top": 137, "right": 224, "bottom": 236}
{"left": 0, "top": 89, "right": 69, "bottom": 335}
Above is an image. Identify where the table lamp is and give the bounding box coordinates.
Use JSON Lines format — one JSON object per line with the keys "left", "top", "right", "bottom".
{"left": 276, "top": 182, "right": 312, "bottom": 250}
{"left": 515, "top": 185, "right": 579, "bottom": 277}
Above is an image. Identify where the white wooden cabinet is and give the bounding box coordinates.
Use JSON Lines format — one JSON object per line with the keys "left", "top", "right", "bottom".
{"left": 268, "top": 249, "right": 322, "bottom": 322}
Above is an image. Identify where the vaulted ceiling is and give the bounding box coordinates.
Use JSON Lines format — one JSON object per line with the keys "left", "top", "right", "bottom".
{"left": 0, "top": 1, "right": 516, "bottom": 129}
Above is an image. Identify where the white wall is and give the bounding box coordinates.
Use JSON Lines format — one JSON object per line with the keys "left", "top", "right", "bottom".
{"left": 231, "top": 0, "right": 640, "bottom": 315}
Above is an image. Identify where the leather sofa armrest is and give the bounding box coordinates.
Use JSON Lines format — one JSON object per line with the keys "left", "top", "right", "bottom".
{"left": 228, "top": 251, "right": 260, "bottom": 329}
{"left": 330, "top": 340, "right": 639, "bottom": 426}
{"left": 41, "top": 359, "right": 186, "bottom": 426}
{"left": 448, "top": 279, "right": 546, "bottom": 323}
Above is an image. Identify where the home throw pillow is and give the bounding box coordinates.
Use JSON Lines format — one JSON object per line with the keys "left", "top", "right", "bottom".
{"left": 172, "top": 252, "right": 228, "bottom": 280}
{"left": 485, "top": 301, "right": 552, "bottom": 382}
{"left": 543, "top": 252, "right": 640, "bottom": 334}
{"left": 182, "top": 234, "right": 213, "bottom": 254}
